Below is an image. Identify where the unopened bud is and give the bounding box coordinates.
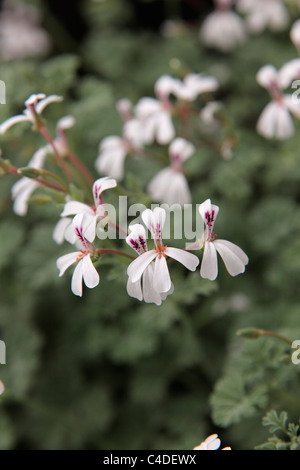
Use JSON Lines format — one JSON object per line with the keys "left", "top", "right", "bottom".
{"left": 236, "top": 328, "right": 264, "bottom": 339}
{"left": 18, "top": 167, "right": 41, "bottom": 179}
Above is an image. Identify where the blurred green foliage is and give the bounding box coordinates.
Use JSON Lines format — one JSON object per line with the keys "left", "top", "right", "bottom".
{"left": 0, "top": 0, "right": 300, "bottom": 451}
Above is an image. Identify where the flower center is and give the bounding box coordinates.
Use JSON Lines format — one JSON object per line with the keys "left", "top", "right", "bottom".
{"left": 156, "top": 246, "right": 166, "bottom": 258}
{"left": 76, "top": 250, "right": 88, "bottom": 262}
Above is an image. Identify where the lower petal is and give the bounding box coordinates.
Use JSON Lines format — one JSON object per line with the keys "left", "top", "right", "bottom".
{"left": 200, "top": 242, "right": 218, "bottom": 280}
{"left": 153, "top": 255, "right": 171, "bottom": 293}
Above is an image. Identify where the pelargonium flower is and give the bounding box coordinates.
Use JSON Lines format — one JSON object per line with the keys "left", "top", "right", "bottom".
{"left": 189, "top": 199, "right": 248, "bottom": 281}
{"left": 127, "top": 207, "right": 199, "bottom": 296}
{"left": 0, "top": 93, "right": 63, "bottom": 134}
{"left": 11, "top": 115, "right": 75, "bottom": 217}
{"left": 147, "top": 137, "right": 195, "bottom": 206}
{"left": 0, "top": 380, "right": 4, "bottom": 395}
{"left": 134, "top": 75, "right": 181, "bottom": 146}
{"left": 59, "top": 176, "right": 117, "bottom": 243}
{"left": 95, "top": 119, "right": 144, "bottom": 181}
{"left": 237, "top": 0, "right": 289, "bottom": 34}
{"left": 290, "top": 19, "right": 300, "bottom": 53}
{"left": 173, "top": 73, "right": 219, "bottom": 102}
{"left": 126, "top": 223, "right": 174, "bottom": 305}
{"left": 200, "top": 0, "right": 246, "bottom": 52}
{"left": 256, "top": 64, "right": 300, "bottom": 139}
{"left": 56, "top": 214, "right": 100, "bottom": 297}
{"left": 193, "top": 434, "right": 231, "bottom": 450}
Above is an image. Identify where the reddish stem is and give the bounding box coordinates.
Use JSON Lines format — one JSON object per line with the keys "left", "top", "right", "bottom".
{"left": 97, "top": 248, "right": 135, "bottom": 260}
{"left": 40, "top": 127, "right": 71, "bottom": 184}
{"left": 67, "top": 151, "right": 95, "bottom": 188}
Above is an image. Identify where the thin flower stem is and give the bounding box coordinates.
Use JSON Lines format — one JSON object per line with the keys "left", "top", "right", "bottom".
{"left": 39, "top": 169, "right": 69, "bottom": 193}
{"left": 261, "top": 330, "right": 293, "bottom": 346}
{"left": 67, "top": 151, "right": 95, "bottom": 188}
{"left": 96, "top": 248, "right": 135, "bottom": 260}
{"left": 40, "top": 127, "right": 72, "bottom": 184}
{"left": 108, "top": 219, "right": 128, "bottom": 237}
{"left": 35, "top": 177, "right": 68, "bottom": 193}
{"left": 7, "top": 163, "right": 67, "bottom": 192}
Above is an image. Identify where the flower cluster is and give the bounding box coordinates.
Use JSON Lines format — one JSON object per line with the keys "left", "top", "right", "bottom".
{"left": 0, "top": 81, "right": 248, "bottom": 303}
{"left": 256, "top": 19, "right": 300, "bottom": 140}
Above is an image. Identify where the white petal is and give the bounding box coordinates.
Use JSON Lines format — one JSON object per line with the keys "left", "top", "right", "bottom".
{"left": 35, "top": 94, "right": 63, "bottom": 114}
{"left": 126, "top": 224, "right": 148, "bottom": 254}
{"left": 60, "top": 200, "right": 94, "bottom": 217}
{"left": 11, "top": 179, "right": 39, "bottom": 216}
{"left": 214, "top": 239, "right": 248, "bottom": 276}
{"left": 256, "top": 64, "right": 278, "bottom": 89}
{"left": 127, "top": 250, "right": 157, "bottom": 283}
{"left": 53, "top": 217, "right": 72, "bottom": 245}
{"left": 198, "top": 199, "right": 219, "bottom": 226}
{"left": 169, "top": 137, "right": 195, "bottom": 163}
{"left": 142, "top": 207, "right": 166, "bottom": 237}
{"left": 82, "top": 255, "right": 100, "bottom": 289}
{"left": 200, "top": 242, "right": 218, "bottom": 280}
{"left": 28, "top": 145, "right": 51, "bottom": 168}
{"left": 153, "top": 255, "right": 171, "bottom": 293}
{"left": 95, "top": 147, "right": 126, "bottom": 181}
{"left": 283, "top": 94, "right": 300, "bottom": 119}
{"left": 0, "top": 114, "right": 30, "bottom": 134}
{"left": 71, "top": 259, "right": 84, "bottom": 296}
{"left": 93, "top": 176, "right": 117, "bottom": 206}
{"left": 165, "top": 247, "right": 199, "bottom": 271}
{"left": 156, "top": 111, "right": 175, "bottom": 144}
{"left": 56, "top": 115, "right": 75, "bottom": 130}
{"left": 127, "top": 276, "right": 143, "bottom": 301}
{"left": 142, "top": 264, "right": 162, "bottom": 305}
{"left": 56, "top": 252, "right": 80, "bottom": 276}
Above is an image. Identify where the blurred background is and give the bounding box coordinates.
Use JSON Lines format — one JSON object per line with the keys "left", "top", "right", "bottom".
{"left": 1, "top": 0, "right": 300, "bottom": 451}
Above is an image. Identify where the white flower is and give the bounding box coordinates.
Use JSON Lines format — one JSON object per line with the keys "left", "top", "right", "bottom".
{"left": 59, "top": 176, "right": 117, "bottom": 243}
{"left": 173, "top": 73, "right": 219, "bottom": 102}
{"left": 147, "top": 137, "right": 195, "bottom": 206}
{"left": 126, "top": 224, "right": 174, "bottom": 305}
{"left": 11, "top": 116, "right": 75, "bottom": 217}
{"left": 290, "top": 19, "right": 300, "bottom": 52}
{"left": 237, "top": 0, "right": 289, "bottom": 34}
{"left": 0, "top": 93, "right": 63, "bottom": 134}
{"left": 127, "top": 207, "right": 199, "bottom": 296}
{"left": 56, "top": 214, "right": 100, "bottom": 297}
{"left": 134, "top": 97, "right": 175, "bottom": 145}
{"left": 95, "top": 119, "right": 144, "bottom": 181}
{"left": 193, "top": 434, "right": 231, "bottom": 450}
{"left": 0, "top": 1, "right": 51, "bottom": 61}
{"left": 11, "top": 146, "right": 49, "bottom": 216}
{"left": 256, "top": 64, "right": 300, "bottom": 139}
{"left": 0, "top": 380, "right": 4, "bottom": 395}
{"left": 190, "top": 199, "right": 248, "bottom": 281}
{"left": 200, "top": 1, "right": 246, "bottom": 52}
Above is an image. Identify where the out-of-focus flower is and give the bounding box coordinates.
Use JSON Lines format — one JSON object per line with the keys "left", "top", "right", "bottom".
{"left": 11, "top": 116, "right": 75, "bottom": 217}
{"left": 237, "top": 0, "right": 289, "bottom": 34}
{"left": 0, "top": 0, "right": 51, "bottom": 61}
{"left": 147, "top": 137, "right": 195, "bottom": 206}
{"left": 56, "top": 214, "right": 100, "bottom": 297}
{"left": 127, "top": 207, "right": 199, "bottom": 297}
{"left": 290, "top": 19, "right": 300, "bottom": 52}
{"left": 172, "top": 73, "right": 219, "bottom": 102}
{"left": 200, "top": 0, "right": 246, "bottom": 52}
{"left": 0, "top": 380, "right": 5, "bottom": 395}
{"left": 0, "top": 93, "right": 63, "bottom": 134}
{"left": 256, "top": 64, "right": 300, "bottom": 139}
{"left": 59, "top": 176, "right": 117, "bottom": 242}
{"left": 126, "top": 224, "right": 174, "bottom": 305}
{"left": 95, "top": 119, "right": 144, "bottom": 181}
{"left": 188, "top": 199, "right": 248, "bottom": 281}
{"left": 194, "top": 434, "right": 231, "bottom": 450}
